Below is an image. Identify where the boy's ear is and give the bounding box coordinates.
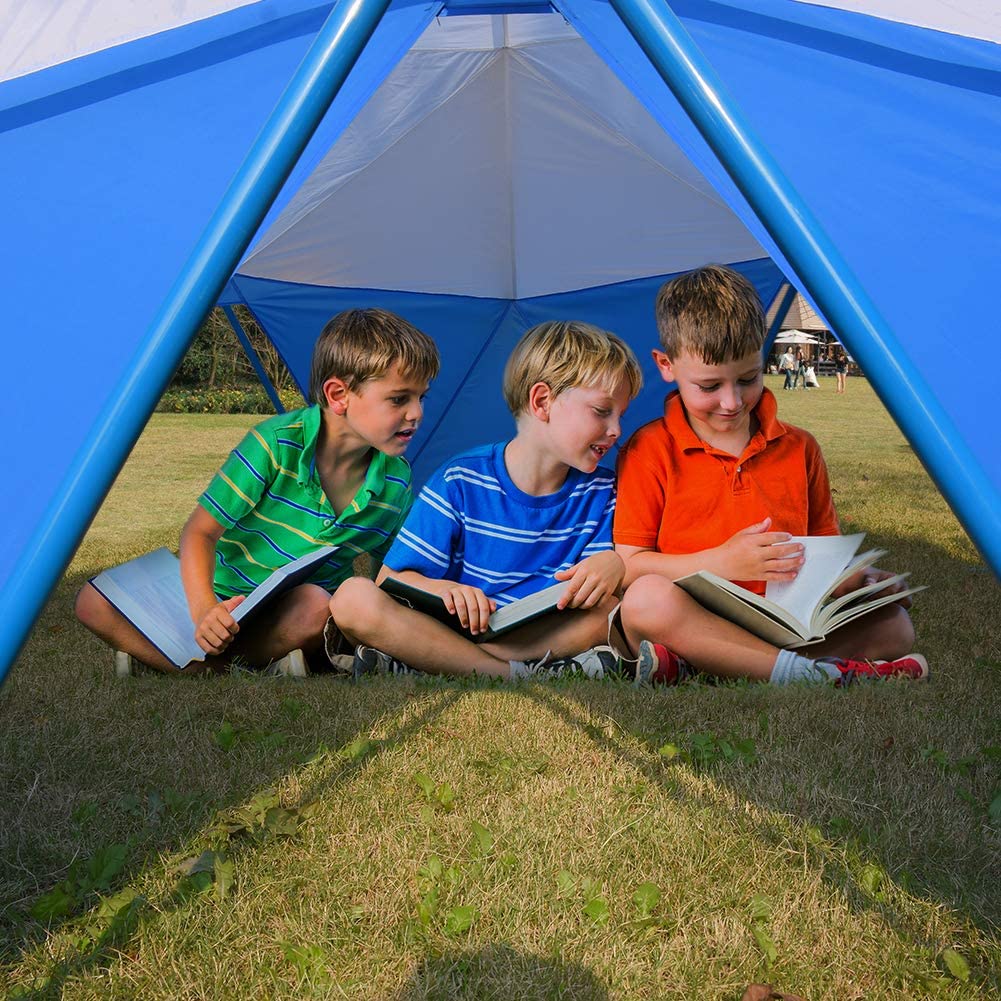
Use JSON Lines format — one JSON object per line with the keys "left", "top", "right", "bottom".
{"left": 321, "top": 376, "right": 350, "bottom": 415}
{"left": 651, "top": 349, "right": 675, "bottom": 384}
{"left": 527, "top": 381, "right": 553, "bottom": 421}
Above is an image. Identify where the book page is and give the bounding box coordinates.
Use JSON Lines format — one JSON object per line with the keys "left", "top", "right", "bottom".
{"left": 90, "top": 549, "right": 203, "bottom": 667}
{"left": 765, "top": 534, "right": 864, "bottom": 631}
{"left": 483, "top": 581, "right": 569, "bottom": 639}
{"left": 233, "top": 545, "right": 339, "bottom": 622}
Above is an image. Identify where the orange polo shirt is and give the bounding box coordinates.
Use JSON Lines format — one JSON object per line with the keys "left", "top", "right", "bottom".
{"left": 614, "top": 388, "right": 839, "bottom": 594}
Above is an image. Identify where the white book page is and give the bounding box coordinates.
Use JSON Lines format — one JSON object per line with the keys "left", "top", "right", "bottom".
{"left": 765, "top": 534, "right": 864, "bottom": 629}
{"left": 91, "top": 548, "right": 203, "bottom": 667}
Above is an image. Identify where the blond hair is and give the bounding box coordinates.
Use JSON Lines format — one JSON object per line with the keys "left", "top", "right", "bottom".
{"left": 502, "top": 320, "right": 643, "bottom": 416}
{"left": 309, "top": 308, "right": 440, "bottom": 403}
{"left": 655, "top": 264, "right": 765, "bottom": 363}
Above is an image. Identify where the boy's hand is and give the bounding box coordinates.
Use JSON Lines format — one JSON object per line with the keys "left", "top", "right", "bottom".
{"left": 831, "top": 566, "right": 913, "bottom": 609}
{"left": 194, "top": 596, "right": 246, "bottom": 655}
{"left": 441, "top": 584, "right": 496, "bottom": 636}
{"left": 555, "top": 551, "right": 625, "bottom": 609}
{"left": 718, "top": 518, "right": 805, "bottom": 581}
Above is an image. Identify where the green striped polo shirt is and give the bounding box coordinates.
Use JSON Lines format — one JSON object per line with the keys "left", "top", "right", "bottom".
{"left": 198, "top": 404, "right": 413, "bottom": 598}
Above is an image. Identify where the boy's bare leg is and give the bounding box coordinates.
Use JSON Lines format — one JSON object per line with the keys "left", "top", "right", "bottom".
{"left": 331, "top": 579, "right": 616, "bottom": 680}
{"left": 801, "top": 603, "right": 914, "bottom": 662}
{"left": 75, "top": 583, "right": 185, "bottom": 674}
{"left": 620, "top": 575, "right": 779, "bottom": 681}
{"left": 76, "top": 581, "right": 330, "bottom": 675}
{"left": 229, "top": 583, "right": 332, "bottom": 666}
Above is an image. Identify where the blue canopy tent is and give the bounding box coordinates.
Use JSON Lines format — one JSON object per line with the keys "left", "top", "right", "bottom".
{"left": 1, "top": 0, "right": 999, "bottom": 682}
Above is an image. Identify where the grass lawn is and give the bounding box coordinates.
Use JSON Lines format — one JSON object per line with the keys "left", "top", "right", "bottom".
{"left": 1, "top": 377, "right": 999, "bottom": 999}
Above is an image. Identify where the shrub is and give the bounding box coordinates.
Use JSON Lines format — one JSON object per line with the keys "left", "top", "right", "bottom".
{"left": 155, "top": 386, "right": 306, "bottom": 414}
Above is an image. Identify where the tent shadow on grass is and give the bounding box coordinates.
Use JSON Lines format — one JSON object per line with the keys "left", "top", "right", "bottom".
{"left": 527, "top": 528, "right": 1000, "bottom": 945}
{"left": 0, "top": 571, "right": 464, "bottom": 986}
{"left": 392, "top": 943, "right": 610, "bottom": 1000}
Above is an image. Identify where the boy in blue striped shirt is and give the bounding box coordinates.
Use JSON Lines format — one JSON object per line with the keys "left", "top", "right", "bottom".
{"left": 330, "top": 321, "right": 643, "bottom": 680}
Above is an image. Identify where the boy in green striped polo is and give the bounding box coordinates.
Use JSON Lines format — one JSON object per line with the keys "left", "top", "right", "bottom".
{"left": 75, "top": 309, "right": 440, "bottom": 675}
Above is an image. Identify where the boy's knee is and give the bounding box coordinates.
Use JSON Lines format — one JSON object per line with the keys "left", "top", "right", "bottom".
{"left": 621, "top": 575, "right": 680, "bottom": 626}
{"left": 294, "top": 583, "right": 334, "bottom": 627}
{"left": 75, "top": 583, "right": 109, "bottom": 631}
{"left": 883, "top": 603, "right": 916, "bottom": 659}
{"left": 329, "top": 576, "right": 382, "bottom": 634}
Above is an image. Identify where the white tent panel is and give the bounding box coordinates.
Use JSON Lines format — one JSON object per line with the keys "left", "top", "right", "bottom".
{"left": 796, "top": 0, "right": 1001, "bottom": 45}
{"left": 240, "top": 16, "right": 765, "bottom": 297}
{"left": 0, "top": 0, "right": 259, "bottom": 83}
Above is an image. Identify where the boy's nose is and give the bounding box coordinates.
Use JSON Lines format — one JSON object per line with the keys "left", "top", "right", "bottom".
{"left": 720, "top": 385, "right": 741, "bottom": 411}
{"left": 406, "top": 400, "right": 423, "bottom": 422}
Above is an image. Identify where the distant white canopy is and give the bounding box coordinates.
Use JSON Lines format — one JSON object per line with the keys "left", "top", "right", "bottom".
{"left": 774, "top": 329, "right": 822, "bottom": 344}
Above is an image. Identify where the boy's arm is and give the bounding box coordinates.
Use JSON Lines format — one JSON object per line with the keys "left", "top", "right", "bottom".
{"left": 617, "top": 519, "right": 805, "bottom": 587}
{"left": 376, "top": 468, "right": 496, "bottom": 635}
{"left": 179, "top": 506, "right": 245, "bottom": 655}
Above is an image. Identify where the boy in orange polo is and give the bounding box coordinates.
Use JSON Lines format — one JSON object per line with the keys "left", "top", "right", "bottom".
{"left": 614, "top": 265, "right": 926, "bottom": 686}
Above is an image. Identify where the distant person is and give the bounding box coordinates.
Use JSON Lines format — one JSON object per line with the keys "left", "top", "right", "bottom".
{"left": 330, "top": 321, "right": 643, "bottom": 682}
{"left": 834, "top": 349, "right": 848, "bottom": 394}
{"left": 778, "top": 346, "right": 795, "bottom": 390}
{"left": 76, "top": 309, "right": 441, "bottom": 676}
{"left": 614, "top": 264, "right": 926, "bottom": 686}
{"left": 792, "top": 348, "right": 808, "bottom": 389}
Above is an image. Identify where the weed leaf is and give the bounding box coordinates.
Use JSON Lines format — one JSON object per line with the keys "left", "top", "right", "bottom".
{"left": 582, "top": 897, "right": 610, "bottom": 925}
{"left": 632, "top": 882, "right": 661, "bottom": 918}
{"left": 941, "top": 948, "right": 971, "bottom": 982}
{"left": 556, "top": 870, "right": 575, "bottom": 897}
{"left": 30, "top": 883, "right": 75, "bottom": 923}
{"left": 470, "top": 821, "right": 494, "bottom": 856}
{"left": 214, "top": 855, "right": 235, "bottom": 900}
{"left": 443, "top": 905, "right": 477, "bottom": 936}
{"left": 752, "top": 924, "right": 778, "bottom": 966}
{"left": 414, "top": 772, "right": 435, "bottom": 800}
{"left": 213, "top": 721, "right": 237, "bottom": 752}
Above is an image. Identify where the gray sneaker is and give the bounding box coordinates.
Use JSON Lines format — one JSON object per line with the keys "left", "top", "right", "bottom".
{"left": 352, "top": 644, "right": 412, "bottom": 679}
{"left": 264, "top": 648, "right": 309, "bottom": 678}
{"left": 511, "top": 645, "right": 621, "bottom": 681}
{"left": 113, "top": 650, "right": 138, "bottom": 678}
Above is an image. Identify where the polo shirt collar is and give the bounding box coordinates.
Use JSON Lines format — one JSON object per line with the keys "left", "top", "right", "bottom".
{"left": 298, "top": 404, "right": 323, "bottom": 486}
{"left": 300, "top": 404, "right": 389, "bottom": 509}
{"left": 663, "top": 387, "right": 787, "bottom": 453}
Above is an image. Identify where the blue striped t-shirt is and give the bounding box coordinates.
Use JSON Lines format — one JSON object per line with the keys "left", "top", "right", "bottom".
{"left": 382, "top": 441, "right": 616, "bottom": 606}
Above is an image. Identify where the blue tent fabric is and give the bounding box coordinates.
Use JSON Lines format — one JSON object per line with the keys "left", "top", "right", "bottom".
{"left": 228, "top": 259, "right": 783, "bottom": 484}
{"left": 1, "top": 0, "right": 999, "bottom": 680}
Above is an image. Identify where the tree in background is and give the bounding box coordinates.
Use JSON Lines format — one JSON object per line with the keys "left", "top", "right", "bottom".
{"left": 170, "top": 306, "right": 295, "bottom": 393}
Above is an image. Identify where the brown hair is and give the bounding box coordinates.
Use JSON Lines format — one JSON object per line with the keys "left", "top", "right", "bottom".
{"left": 309, "top": 308, "right": 440, "bottom": 403}
{"left": 502, "top": 320, "right": 643, "bottom": 416}
{"left": 655, "top": 264, "right": 765, "bottom": 363}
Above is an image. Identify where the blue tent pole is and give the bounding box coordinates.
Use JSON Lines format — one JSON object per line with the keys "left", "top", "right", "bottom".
{"left": 222, "top": 305, "right": 286, "bottom": 414}
{"left": 763, "top": 282, "right": 797, "bottom": 353}
{"left": 606, "top": 0, "right": 1001, "bottom": 578}
{"left": 0, "top": 0, "right": 394, "bottom": 681}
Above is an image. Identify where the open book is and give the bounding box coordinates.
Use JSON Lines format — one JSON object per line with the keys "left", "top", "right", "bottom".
{"left": 90, "top": 545, "right": 339, "bottom": 669}
{"left": 674, "top": 533, "right": 924, "bottom": 648}
{"left": 380, "top": 577, "right": 569, "bottom": 643}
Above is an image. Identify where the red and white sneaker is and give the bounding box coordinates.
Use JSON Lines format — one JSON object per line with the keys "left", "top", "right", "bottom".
{"left": 636, "top": 640, "right": 693, "bottom": 686}
{"left": 823, "top": 653, "right": 929, "bottom": 687}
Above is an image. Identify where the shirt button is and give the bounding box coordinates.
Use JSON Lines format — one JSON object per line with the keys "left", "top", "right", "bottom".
{"left": 323, "top": 519, "right": 333, "bottom": 527}
{"left": 736, "top": 466, "right": 742, "bottom": 473}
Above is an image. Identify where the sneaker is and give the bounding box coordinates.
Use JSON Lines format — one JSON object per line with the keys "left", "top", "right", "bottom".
{"left": 113, "top": 650, "right": 138, "bottom": 678}
{"left": 635, "top": 640, "right": 692, "bottom": 686}
{"left": 322, "top": 617, "right": 355, "bottom": 675}
{"left": 351, "top": 644, "right": 412, "bottom": 679}
{"left": 265, "top": 648, "right": 309, "bottom": 678}
{"left": 512, "top": 645, "right": 621, "bottom": 681}
{"left": 822, "top": 653, "right": 929, "bottom": 687}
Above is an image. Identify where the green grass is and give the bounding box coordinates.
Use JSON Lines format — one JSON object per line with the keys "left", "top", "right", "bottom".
{"left": 2, "top": 378, "right": 999, "bottom": 999}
